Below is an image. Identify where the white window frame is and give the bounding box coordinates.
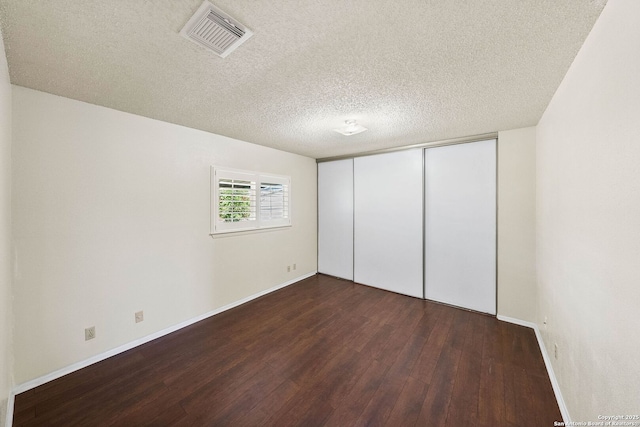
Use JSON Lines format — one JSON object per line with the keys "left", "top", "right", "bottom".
{"left": 211, "top": 166, "right": 291, "bottom": 234}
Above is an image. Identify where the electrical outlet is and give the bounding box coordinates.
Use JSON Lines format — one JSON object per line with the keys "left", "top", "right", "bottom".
{"left": 85, "top": 326, "right": 95, "bottom": 341}
{"left": 135, "top": 311, "right": 144, "bottom": 323}
{"left": 287, "top": 265, "right": 291, "bottom": 272}
{"left": 554, "top": 343, "right": 558, "bottom": 360}
{"left": 293, "top": 263, "right": 297, "bottom": 270}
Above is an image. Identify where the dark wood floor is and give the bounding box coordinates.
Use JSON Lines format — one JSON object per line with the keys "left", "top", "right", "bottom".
{"left": 14, "top": 274, "right": 561, "bottom": 426}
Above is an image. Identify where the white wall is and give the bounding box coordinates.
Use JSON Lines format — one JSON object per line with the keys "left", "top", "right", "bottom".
{"left": 497, "top": 127, "right": 537, "bottom": 322}
{"left": 11, "top": 86, "right": 317, "bottom": 385}
{"left": 0, "top": 27, "right": 13, "bottom": 427}
{"left": 537, "top": 0, "right": 640, "bottom": 421}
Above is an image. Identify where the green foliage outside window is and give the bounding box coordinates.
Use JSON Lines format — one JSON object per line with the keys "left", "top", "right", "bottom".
{"left": 219, "top": 188, "right": 252, "bottom": 222}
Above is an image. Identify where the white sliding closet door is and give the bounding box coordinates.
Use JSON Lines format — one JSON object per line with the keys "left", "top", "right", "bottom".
{"left": 318, "top": 159, "right": 354, "bottom": 280}
{"left": 424, "top": 139, "right": 496, "bottom": 314}
{"left": 354, "top": 149, "right": 423, "bottom": 298}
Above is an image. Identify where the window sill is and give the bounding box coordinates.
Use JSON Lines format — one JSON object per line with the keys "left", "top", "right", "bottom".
{"left": 209, "top": 224, "right": 292, "bottom": 238}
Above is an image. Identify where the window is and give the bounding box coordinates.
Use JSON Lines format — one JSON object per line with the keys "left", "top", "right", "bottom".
{"left": 219, "top": 178, "right": 257, "bottom": 223}
{"left": 260, "top": 182, "right": 288, "bottom": 221}
{"left": 211, "top": 167, "right": 291, "bottom": 234}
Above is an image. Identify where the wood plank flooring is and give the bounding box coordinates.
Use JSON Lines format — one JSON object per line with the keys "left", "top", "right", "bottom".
{"left": 13, "top": 274, "right": 562, "bottom": 426}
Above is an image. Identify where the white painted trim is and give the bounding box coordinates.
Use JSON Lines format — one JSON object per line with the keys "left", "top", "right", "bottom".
{"left": 497, "top": 315, "right": 571, "bottom": 424}
{"left": 496, "top": 314, "right": 536, "bottom": 329}
{"left": 11, "top": 271, "right": 317, "bottom": 397}
{"left": 5, "top": 392, "right": 14, "bottom": 427}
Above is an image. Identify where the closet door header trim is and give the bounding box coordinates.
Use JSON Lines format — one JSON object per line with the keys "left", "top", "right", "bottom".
{"left": 316, "top": 132, "right": 498, "bottom": 163}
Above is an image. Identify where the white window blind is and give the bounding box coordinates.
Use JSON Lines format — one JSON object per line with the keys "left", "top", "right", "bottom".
{"left": 219, "top": 178, "right": 257, "bottom": 222}
{"left": 211, "top": 167, "right": 291, "bottom": 234}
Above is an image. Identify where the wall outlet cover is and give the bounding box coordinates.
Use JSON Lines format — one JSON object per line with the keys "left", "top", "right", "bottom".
{"left": 85, "top": 326, "right": 95, "bottom": 341}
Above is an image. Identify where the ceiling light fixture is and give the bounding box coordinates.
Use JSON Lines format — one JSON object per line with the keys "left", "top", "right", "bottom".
{"left": 334, "top": 119, "right": 368, "bottom": 136}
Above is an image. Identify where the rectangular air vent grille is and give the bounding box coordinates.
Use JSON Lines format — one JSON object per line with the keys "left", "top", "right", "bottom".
{"left": 180, "top": 1, "right": 253, "bottom": 58}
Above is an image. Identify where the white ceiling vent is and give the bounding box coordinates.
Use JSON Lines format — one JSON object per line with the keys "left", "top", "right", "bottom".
{"left": 180, "top": 1, "right": 253, "bottom": 58}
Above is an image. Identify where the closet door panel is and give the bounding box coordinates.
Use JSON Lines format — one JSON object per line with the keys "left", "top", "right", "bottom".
{"left": 318, "top": 159, "right": 354, "bottom": 280}
{"left": 424, "top": 139, "right": 496, "bottom": 314}
{"left": 354, "top": 149, "right": 423, "bottom": 298}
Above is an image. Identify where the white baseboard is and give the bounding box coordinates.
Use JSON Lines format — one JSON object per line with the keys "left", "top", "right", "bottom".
{"left": 10, "top": 272, "right": 317, "bottom": 401}
{"left": 497, "top": 315, "right": 571, "bottom": 424}
{"left": 4, "top": 393, "right": 14, "bottom": 427}
{"left": 496, "top": 314, "right": 536, "bottom": 329}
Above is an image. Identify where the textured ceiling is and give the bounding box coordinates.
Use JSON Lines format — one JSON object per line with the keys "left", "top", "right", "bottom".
{"left": 0, "top": 0, "right": 606, "bottom": 158}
